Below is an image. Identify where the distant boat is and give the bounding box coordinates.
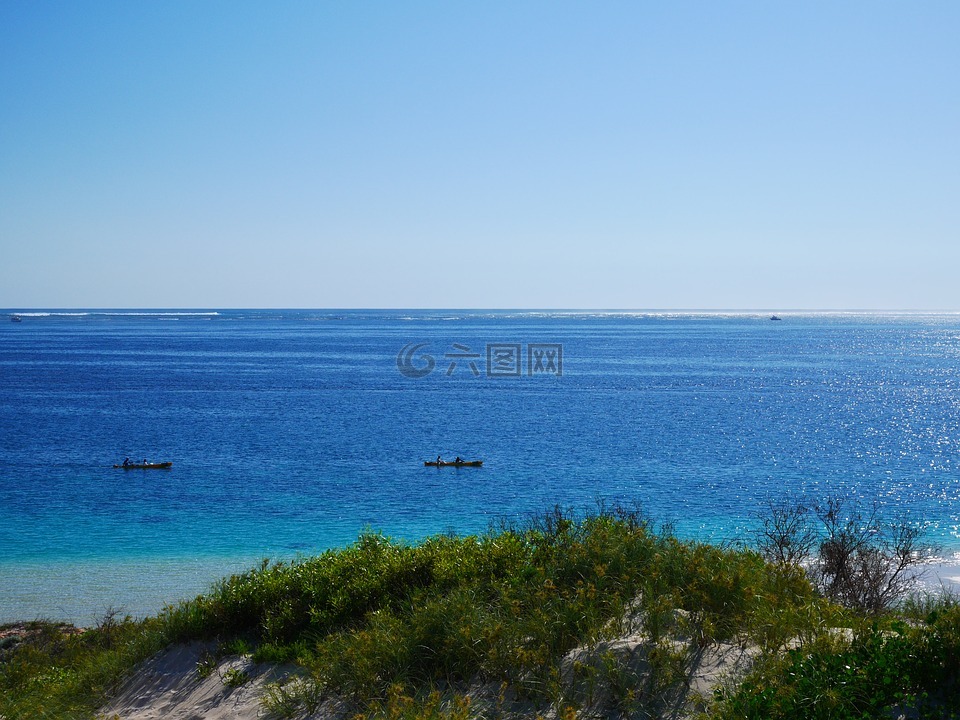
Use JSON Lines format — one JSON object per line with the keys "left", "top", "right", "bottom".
{"left": 10, "top": 315, "right": 22, "bottom": 323}
{"left": 770, "top": 315, "right": 782, "bottom": 321}
{"left": 113, "top": 461, "right": 173, "bottom": 469}
{"left": 424, "top": 460, "right": 483, "bottom": 467}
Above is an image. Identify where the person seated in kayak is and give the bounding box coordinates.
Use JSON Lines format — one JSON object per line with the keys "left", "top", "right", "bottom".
{"left": 455, "top": 456, "right": 462, "bottom": 463}
{"left": 436, "top": 455, "right": 442, "bottom": 465}
{"left": 122, "top": 457, "right": 130, "bottom": 467}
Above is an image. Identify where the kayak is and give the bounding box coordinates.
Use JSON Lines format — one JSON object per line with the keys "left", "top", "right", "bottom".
{"left": 113, "top": 462, "right": 173, "bottom": 469}
{"left": 424, "top": 460, "right": 483, "bottom": 467}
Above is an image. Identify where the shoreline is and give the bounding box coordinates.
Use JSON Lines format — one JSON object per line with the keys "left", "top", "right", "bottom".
{"left": 4, "top": 553, "right": 960, "bottom": 627}
{"left": 0, "top": 556, "right": 261, "bottom": 626}
{"left": 926, "top": 560, "right": 960, "bottom": 592}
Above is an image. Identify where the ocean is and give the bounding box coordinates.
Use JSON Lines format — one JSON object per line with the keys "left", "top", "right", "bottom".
{"left": 3, "top": 309, "right": 960, "bottom": 623}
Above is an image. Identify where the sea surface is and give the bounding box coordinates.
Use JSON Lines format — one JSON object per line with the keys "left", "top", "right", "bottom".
{"left": 3, "top": 309, "right": 960, "bottom": 623}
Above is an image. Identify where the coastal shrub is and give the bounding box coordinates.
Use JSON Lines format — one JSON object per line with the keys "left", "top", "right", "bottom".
{"left": 0, "top": 616, "right": 168, "bottom": 720}
{"left": 365, "top": 684, "right": 472, "bottom": 720}
{"left": 710, "top": 606, "right": 960, "bottom": 720}
{"left": 746, "top": 582, "right": 847, "bottom": 653}
{"left": 257, "top": 507, "right": 824, "bottom": 715}
{"left": 917, "top": 604, "right": 960, "bottom": 707}
{"left": 161, "top": 529, "right": 531, "bottom": 647}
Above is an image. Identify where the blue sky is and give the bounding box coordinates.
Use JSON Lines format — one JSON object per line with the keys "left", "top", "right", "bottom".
{"left": 1, "top": 1, "right": 957, "bottom": 309}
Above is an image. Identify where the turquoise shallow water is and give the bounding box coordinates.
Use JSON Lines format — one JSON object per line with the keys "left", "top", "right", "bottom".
{"left": 3, "top": 309, "right": 960, "bottom": 622}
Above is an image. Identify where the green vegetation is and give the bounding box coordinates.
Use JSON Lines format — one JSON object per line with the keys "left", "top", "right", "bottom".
{"left": 0, "top": 613, "right": 169, "bottom": 719}
{"left": 3, "top": 505, "right": 960, "bottom": 719}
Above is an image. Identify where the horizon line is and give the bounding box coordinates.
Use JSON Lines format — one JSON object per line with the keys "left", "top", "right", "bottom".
{"left": 5, "top": 307, "right": 960, "bottom": 314}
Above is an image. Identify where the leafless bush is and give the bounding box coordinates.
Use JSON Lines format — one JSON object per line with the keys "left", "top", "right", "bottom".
{"left": 754, "top": 498, "right": 818, "bottom": 567}
{"left": 753, "top": 496, "right": 934, "bottom": 614}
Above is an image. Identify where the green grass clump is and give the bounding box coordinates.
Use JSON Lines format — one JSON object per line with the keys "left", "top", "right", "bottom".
{"left": 711, "top": 611, "right": 960, "bottom": 719}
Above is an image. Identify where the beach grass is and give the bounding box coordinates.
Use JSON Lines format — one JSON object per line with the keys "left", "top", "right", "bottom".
{"left": 3, "top": 506, "right": 960, "bottom": 719}
{"left": 0, "top": 615, "right": 168, "bottom": 719}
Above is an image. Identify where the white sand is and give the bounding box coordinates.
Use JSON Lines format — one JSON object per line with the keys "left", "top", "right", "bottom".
{"left": 98, "top": 636, "right": 758, "bottom": 720}
{"left": 97, "top": 643, "right": 298, "bottom": 720}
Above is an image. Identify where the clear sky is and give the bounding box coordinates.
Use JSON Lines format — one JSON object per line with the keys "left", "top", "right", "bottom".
{"left": 1, "top": 1, "right": 957, "bottom": 309}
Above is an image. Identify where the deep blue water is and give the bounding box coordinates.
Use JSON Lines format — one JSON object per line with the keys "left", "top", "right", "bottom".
{"left": 3, "top": 309, "right": 960, "bottom": 622}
